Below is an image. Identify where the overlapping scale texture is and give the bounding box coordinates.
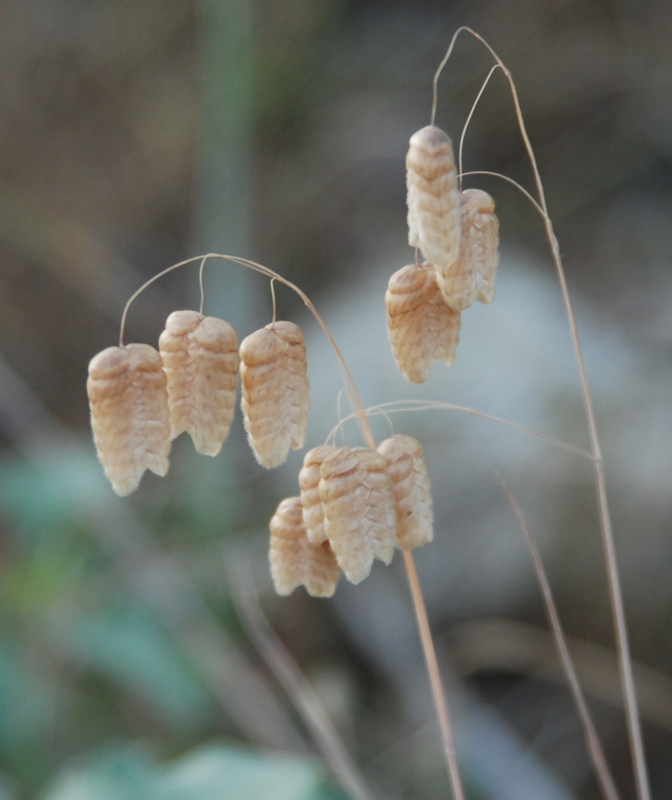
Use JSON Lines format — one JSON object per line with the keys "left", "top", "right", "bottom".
{"left": 298, "top": 444, "right": 338, "bottom": 544}
{"left": 239, "top": 321, "right": 309, "bottom": 468}
{"left": 436, "top": 188, "right": 499, "bottom": 310}
{"left": 318, "top": 447, "right": 397, "bottom": 584}
{"left": 385, "top": 262, "right": 461, "bottom": 383}
{"left": 159, "top": 310, "right": 239, "bottom": 456}
{"left": 406, "top": 125, "right": 461, "bottom": 271}
{"left": 377, "top": 434, "right": 433, "bottom": 550}
{"left": 87, "top": 343, "right": 171, "bottom": 496}
{"left": 269, "top": 496, "right": 340, "bottom": 597}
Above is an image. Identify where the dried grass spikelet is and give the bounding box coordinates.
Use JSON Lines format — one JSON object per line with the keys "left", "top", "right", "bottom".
{"left": 159, "top": 310, "right": 239, "bottom": 456}
{"left": 239, "top": 321, "right": 309, "bottom": 468}
{"left": 298, "top": 444, "right": 338, "bottom": 545}
{"left": 406, "top": 125, "right": 461, "bottom": 271}
{"left": 377, "top": 435, "right": 433, "bottom": 550}
{"left": 385, "top": 261, "right": 461, "bottom": 383}
{"left": 319, "top": 447, "right": 397, "bottom": 585}
{"left": 436, "top": 188, "right": 500, "bottom": 310}
{"left": 269, "top": 496, "right": 340, "bottom": 597}
{"left": 87, "top": 344, "right": 171, "bottom": 496}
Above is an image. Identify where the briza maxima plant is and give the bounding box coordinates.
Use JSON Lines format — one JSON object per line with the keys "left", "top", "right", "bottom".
{"left": 85, "top": 26, "right": 650, "bottom": 800}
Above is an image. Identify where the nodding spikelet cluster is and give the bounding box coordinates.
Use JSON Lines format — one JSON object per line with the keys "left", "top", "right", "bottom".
{"left": 159, "top": 310, "right": 239, "bottom": 456}
{"left": 88, "top": 309, "right": 310, "bottom": 494}
{"left": 87, "top": 344, "right": 171, "bottom": 496}
{"left": 386, "top": 125, "right": 499, "bottom": 380}
{"left": 271, "top": 437, "right": 434, "bottom": 594}
{"left": 239, "top": 321, "right": 309, "bottom": 469}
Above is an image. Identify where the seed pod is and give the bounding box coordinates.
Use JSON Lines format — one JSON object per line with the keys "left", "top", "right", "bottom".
{"left": 406, "top": 125, "right": 461, "bottom": 271}
{"left": 378, "top": 435, "right": 433, "bottom": 550}
{"left": 436, "top": 188, "right": 499, "bottom": 310}
{"left": 298, "top": 444, "right": 338, "bottom": 544}
{"left": 239, "top": 321, "right": 309, "bottom": 468}
{"left": 319, "top": 447, "right": 396, "bottom": 584}
{"left": 385, "top": 262, "right": 461, "bottom": 382}
{"left": 87, "top": 344, "right": 171, "bottom": 495}
{"left": 159, "top": 310, "right": 239, "bottom": 456}
{"left": 269, "top": 496, "right": 340, "bottom": 597}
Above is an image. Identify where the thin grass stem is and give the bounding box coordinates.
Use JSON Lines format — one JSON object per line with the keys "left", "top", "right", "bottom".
{"left": 497, "top": 473, "right": 621, "bottom": 800}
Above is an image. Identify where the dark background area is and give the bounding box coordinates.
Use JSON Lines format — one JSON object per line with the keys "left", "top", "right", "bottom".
{"left": 0, "top": 1, "right": 671, "bottom": 798}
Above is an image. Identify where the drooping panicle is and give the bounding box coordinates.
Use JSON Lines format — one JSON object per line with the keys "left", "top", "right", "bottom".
{"left": 298, "top": 444, "right": 338, "bottom": 544}
{"left": 318, "top": 447, "right": 397, "bottom": 584}
{"left": 87, "top": 343, "right": 171, "bottom": 495}
{"left": 406, "top": 125, "right": 461, "bottom": 271}
{"left": 385, "top": 262, "right": 461, "bottom": 382}
{"left": 436, "top": 188, "right": 499, "bottom": 309}
{"left": 239, "top": 321, "right": 309, "bottom": 468}
{"left": 269, "top": 496, "right": 340, "bottom": 597}
{"left": 159, "top": 310, "right": 239, "bottom": 456}
{"left": 378, "top": 434, "right": 434, "bottom": 550}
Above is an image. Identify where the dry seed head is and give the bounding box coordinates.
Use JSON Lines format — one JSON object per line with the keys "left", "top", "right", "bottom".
{"left": 159, "top": 310, "right": 239, "bottom": 456}
{"left": 436, "top": 188, "right": 499, "bottom": 310}
{"left": 406, "top": 125, "right": 461, "bottom": 271}
{"left": 377, "top": 434, "right": 433, "bottom": 550}
{"left": 298, "top": 444, "right": 338, "bottom": 545}
{"left": 318, "top": 447, "right": 397, "bottom": 585}
{"left": 87, "top": 343, "right": 171, "bottom": 496}
{"left": 239, "top": 321, "right": 309, "bottom": 468}
{"left": 385, "top": 262, "right": 461, "bottom": 382}
{"left": 269, "top": 496, "right": 340, "bottom": 597}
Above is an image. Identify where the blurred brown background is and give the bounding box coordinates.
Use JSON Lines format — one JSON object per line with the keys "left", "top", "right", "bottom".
{"left": 0, "top": 1, "right": 671, "bottom": 798}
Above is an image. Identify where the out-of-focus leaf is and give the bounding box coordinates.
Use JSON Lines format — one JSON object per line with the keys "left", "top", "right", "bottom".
{"left": 0, "top": 446, "right": 111, "bottom": 536}
{"left": 57, "top": 604, "right": 211, "bottom": 729}
{"left": 40, "top": 742, "right": 343, "bottom": 800}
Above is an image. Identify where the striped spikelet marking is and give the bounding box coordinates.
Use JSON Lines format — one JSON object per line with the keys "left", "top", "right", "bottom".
{"left": 298, "top": 444, "right": 338, "bottom": 544}
{"left": 436, "top": 188, "right": 500, "bottom": 310}
{"left": 269, "top": 496, "right": 340, "bottom": 597}
{"left": 385, "top": 262, "right": 461, "bottom": 383}
{"left": 87, "top": 344, "right": 171, "bottom": 496}
{"left": 159, "top": 310, "right": 239, "bottom": 456}
{"left": 319, "top": 447, "right": 397, "bottom": 585}
{"left": 378, "top": 435, "right": 434, "bottom": 550}
{"left": 239, "top": 321, "right": 309, "bottom": 468}
{"left": 406, "top": 125, "right": 461, "bottom": 271}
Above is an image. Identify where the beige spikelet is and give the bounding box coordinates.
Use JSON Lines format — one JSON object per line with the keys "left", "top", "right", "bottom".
{"left": 406, "top": 125, "right": 461, "bottom": 271}
{"left": 239, "top": 321, "right": 309, "bottom": 468}
{"left": 385, "top": 262, "right": 461, "bottom": 383}
{"left": 269, "top": 496, "right": 340, "bottom": 597}
{"left": 159, "top": 310, "right": 239, "bottom": 456}
{"left": 298, "top": 444, "right": 338, "bottom": 545}
{"left": 436, "top": 188, "right": 499, "bottom": 310}
{"left": 87, "top": 344, "right": 171, "bottom": 496}
{"left": 378, "top": 435, "right": 433, "bottom": 550}
{"left": 319, "top": 447, "right": 396, "bottom": 585}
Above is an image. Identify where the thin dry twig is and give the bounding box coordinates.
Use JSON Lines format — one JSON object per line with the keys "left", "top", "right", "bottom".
{"left": 497, "top": 472, "right": 621, "bottom": 800}
{"left": 228, "top": 556, "right": 379, "bottom": 800}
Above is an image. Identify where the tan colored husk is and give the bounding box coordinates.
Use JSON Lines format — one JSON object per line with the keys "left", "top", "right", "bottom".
{"left": 386, "top": 262, "right": 461, "bottom": 382}
{"left": 269, "top": 496, "right": 340, "bottom": 597}
{"left": 406, "top": 125, "right": 461, "bottom": 271}
{"left": 435, "top": 188, "right": 499, "bottom": 310}
{"left": 87, "top": 343, "right": 171, "bottom": 496}
{"left": 159, "top": 310, "right": 239, "bottom": 456}
{"left": 377, "top": 434, "right": 434, "bottom": 550}
{"left": 239, "top": 321, "right": 309, "bottom": 468}
{"left": 298, "top": 444, "right": 338, "bottom": 544}
{"left": 318, "top": 447, "right": 397, "bottom": 584}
